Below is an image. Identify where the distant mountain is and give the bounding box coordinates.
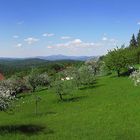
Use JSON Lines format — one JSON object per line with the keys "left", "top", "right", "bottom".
{"left": 36, "top": 55, "right": 98, "bottom": 61}
{"left": 0, "top": 55, "right": 99, "bottom": 61}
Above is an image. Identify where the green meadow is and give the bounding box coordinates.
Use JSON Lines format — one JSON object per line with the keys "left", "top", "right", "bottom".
{"left": 1, "top": 75, "right": 140, "bottom": 140}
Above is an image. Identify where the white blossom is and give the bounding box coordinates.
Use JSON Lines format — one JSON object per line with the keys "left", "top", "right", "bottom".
{"left": 130, "top": 68, "right": 140, "bottom": 86}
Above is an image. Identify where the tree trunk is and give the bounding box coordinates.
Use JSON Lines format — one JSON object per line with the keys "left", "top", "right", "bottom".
{"left": 138, "top": 54, "right": 140, "bottom": 64}
{"left": 117, "top": 70, "right": 120, "bottom": 77}
{"left": 59, "top": 93, "right": 63, "bottom": 100}
{"left": 32, "top": 87, "right": 36, "bottom": 92}
{"left": 94, "top": 68, "right": 97, "bottom": 76}
{"left": 35, "top": 95, "right": 38, "bottom": 115}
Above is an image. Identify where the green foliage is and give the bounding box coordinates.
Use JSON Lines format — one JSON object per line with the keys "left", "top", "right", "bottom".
{"left": 85, "top": 59, "right": 101, "bottom": 76}
{"left": 8, "top": 75, "right": 27, "bottom": 94}
{"left": 137, "top": 30, "right": 140, "bottom": 47}
{"left": 130, "top": 34, "right": 137, "bottom": 48}
{"left": 72, "top": 65, "right": 96, "bottom": 87}
{"left": 0, "top": 59, "right": 83, "bottom": 78}
{"left": 27, "top": 70, "right": 40, "bottom": 92}
{"left": 53, "top": 72, "right": 74, "bottom": 100}
{"left": 27, "top": 69, "right": 50, "bottom": 92}
{"left": 0, "top": 58, "right": 49, "bottom": 77}
{"left": 0, "top": 75, "right": 28, "bottom": 96}
{"left": 104, "top": 46, "right": 136, "bottom": 76}
{"left": 38, "top": 73, "right": 50, "bottom": 86}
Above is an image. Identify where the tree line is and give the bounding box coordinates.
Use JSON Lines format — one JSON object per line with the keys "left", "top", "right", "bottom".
{"left": 103, "top": 29, "right": 140, "bottom": 76}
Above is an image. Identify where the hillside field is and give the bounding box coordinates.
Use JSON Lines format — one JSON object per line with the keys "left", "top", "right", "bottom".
{"left": 0, "top": 75, "right": 140, "bottom": 140}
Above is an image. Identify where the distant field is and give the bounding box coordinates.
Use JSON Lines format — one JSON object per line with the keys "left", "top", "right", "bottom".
{"left": 0, "top": 75, "right": 140, "bottom": 140}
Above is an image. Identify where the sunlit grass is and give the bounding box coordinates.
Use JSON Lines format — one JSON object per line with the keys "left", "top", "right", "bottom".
{"left": 0, "top": 76, "right": 140, "bottom": 139}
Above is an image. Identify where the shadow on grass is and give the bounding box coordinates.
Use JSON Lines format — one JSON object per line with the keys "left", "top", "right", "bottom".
{"left": 79, "top": 84, "right": 104, "bottom": 90}
{"left": 110, "top": 69, "right": 136, "bottom": 78}
{"left": 39, "top": 111, "right": 57, "bottom": 115}
{"left": 36, "top": 87, "right": 48, "bottom": 92}
{"left": 31, "top": 111, "right": 57, "bottom": 117}
{"left": 17, "top": 88, "right": 48, "bottom": 99}
{"left": 0, "top": 124, "right": 53, "bottom": 136}
{"left": 58, "top": 96, "right": 88, "bottom": 103}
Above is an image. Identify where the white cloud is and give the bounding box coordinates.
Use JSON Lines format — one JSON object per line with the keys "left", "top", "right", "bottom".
{"left": 13, "top": 35, "right": 19, "bottom": 39}
{"left": 47, "top": 36, "right": 118, "bottom": 55}
{"left": 42, "top": 33, "right": 55, "bottom": 37}
{"left": 16, "top": 43, "right": 22, "bottom": 48}
{"left": 72, "top": 39, "right": 82, "bottom": 44}
{"left": 51, "top": 39, "right": 99, "bottom": 49}
{"left": 61, "top": 36, "right": 71, "bottom": 40}
{"left": 102, "top": 36, "right": 117, "bottom": 45}
{"left": 102, "top": 37, "right": 108, "bottom": 41}
{"left": 47, "top": 46, "right": 53, "bottom": 49}
{"left": 24, "top": 37, "right": 39, "bottom": 45}
{"left": 138, "top": 22, "right": 140, "bottom": 25}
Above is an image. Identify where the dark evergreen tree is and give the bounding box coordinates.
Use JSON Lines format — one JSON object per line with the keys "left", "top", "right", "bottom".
{"left": 130, "top": 34, "right": 137, "bottom": 48}
{"left": 137, "top": 30, "right": 140, "bottom": 47}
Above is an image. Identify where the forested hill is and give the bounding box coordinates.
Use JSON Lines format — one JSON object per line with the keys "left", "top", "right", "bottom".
{"left": 0, "top": 58, "right": 49, "bottom": 67}
{"left": 0, "top": 58, "right": 83, "bottom": 77}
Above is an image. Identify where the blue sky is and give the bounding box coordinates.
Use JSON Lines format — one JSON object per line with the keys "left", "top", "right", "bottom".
{"left": 0, "top": 0, "right": 140, "bottom": 57}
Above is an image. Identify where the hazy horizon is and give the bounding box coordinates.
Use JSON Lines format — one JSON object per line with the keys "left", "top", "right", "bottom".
{"left": 0, "top": 54, "right": 98, "bottom": 59}
{"left": 1, "top": 0, "right": 140, "bottom": 57}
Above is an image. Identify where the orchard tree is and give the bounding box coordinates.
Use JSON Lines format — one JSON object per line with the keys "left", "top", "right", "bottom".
{"left": 38, "top": 72, "right": 50, "bottom": 87}
{"left": 27, "top": 69, "right": 40, "bottom": 92}
{"left": 7, "top": 75, "right": 27, "bottom": 95}
{"left": 0, "top": 77, "right": 21, "bottom": 96}
{"left": 27, "top": 72, "right": 42, "bottom": 115}
{"left": 72, "top": 65, "right": 96, "bottom": 87}
{"left": 85, "top": 59, "right": 100, "bottom": 76}
{"left": 27, "top": 69, "right": 50, "bottom": 92}
{"left": 79, "top": 65, "right": 95, "bottom": 85}
{"left": 53, "top": 72, "right": 74, "bottom": 101}
{"left": 27, "top": 73, "right": 39, "bottom": 92}
{"left": 104, "top": 46, "right": 135, "bottom": 77}
{"left": 27, "top": 71, "right": 50, "bottom": 115}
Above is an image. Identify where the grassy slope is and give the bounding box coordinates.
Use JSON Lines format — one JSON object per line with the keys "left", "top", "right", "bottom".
{"left": 1, "top": 76, "right": 140, "bottom": 139}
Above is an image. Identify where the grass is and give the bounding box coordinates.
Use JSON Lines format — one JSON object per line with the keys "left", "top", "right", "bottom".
{"left": 1, "top": 75, "right": 140, "bottom": 139}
